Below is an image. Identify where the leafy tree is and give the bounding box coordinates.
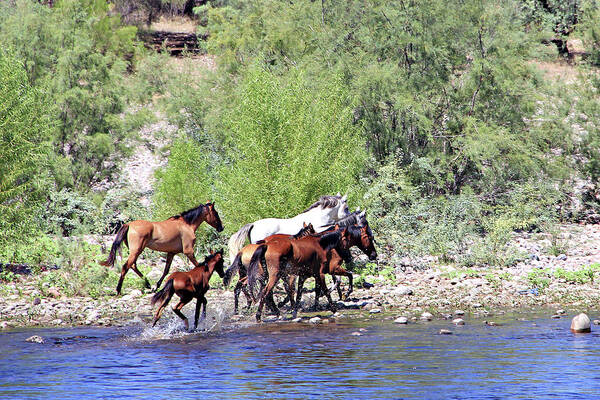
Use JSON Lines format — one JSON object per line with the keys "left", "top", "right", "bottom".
{"left": 0, "top": 52, "right": 53, "bottom": 248}
{"left": 0, "top": 0, "right": 137, "bottom": 190}
{"left": 216, "top": 67, "right": 368, "bottom": 229}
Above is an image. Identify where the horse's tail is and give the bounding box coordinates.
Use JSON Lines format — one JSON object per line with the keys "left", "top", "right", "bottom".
{"left": 223, "top": 253, "right": 243, "bottom": 288}
{"left": 100, "top": 224, "right": 129, "bottom": 267}
{"left": 247, "top": 244, "right": 267, "bottom": 296}
{"left": 228, "top": 223, "right": 253, "bottom": 262}
{"left": 151, "top": 279, "right": 174, "bottom": 307}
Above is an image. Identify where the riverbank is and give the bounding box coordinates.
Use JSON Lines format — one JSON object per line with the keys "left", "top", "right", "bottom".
{"left": 1, "top": 223, "right": 599, "bottom": 330}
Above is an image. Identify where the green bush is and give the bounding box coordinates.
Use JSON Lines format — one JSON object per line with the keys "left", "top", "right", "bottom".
{"left": 0, "top": 51, "right": 53, "bottom": 249}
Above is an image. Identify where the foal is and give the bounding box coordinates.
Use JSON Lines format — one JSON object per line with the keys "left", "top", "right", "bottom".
{"left": 223, "top": 223, "right": 315, "bottom": 314}
{"left": 151, "top": 249, "right": 225, "bottom": 330}
{"left": 101, "top": 202, "right": 224, "bottom": 295}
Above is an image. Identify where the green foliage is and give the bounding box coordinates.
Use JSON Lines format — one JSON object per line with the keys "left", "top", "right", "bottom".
{"left": 520, "top": 0, "right": 580, "bottom": 36}
{"left": 527, "top": 268, "right": 551, "bottom": 290}
{"left": 217, "top": 67, "right": 367, "bottom": 229}
{"left": 553, "top": 264, "right": 599, "bottom": 284}
{"left": 0, "top": 51, "right": 53, "bottom": 248}
{"left": 0, "top": 0, "right": 137, "bottom": 190}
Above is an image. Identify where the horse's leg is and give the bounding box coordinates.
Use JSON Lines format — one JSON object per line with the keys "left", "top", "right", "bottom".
{"left": 344, "top": 271, "right": 353, "bottom": 299}
{"left": 173, "top": 297, "right": 192, "bottom": 330}
{"left": 115, "top": 243, "right": 144, "bottom": 295}
{"left": 194, "top": 296, "right": 208, "bottom": 329}
{"left": 154, "top": 253, "right": 175, "bottom": 292}
{"left": 256, "top": 271, "right": 280, "bottom": 322}
{"left": 293, "top": 275, "right": 307, "bottom": 319}
{"left": 183, "top": 238, "right": 201, "bottom": 268}
{"left": 332, "top": 275, "right": 343, "bottom": 299}
{"left": 318, "top": 269, "right": 337, "bottom": 313}
{"left": 233, "top": 280, "right": 242, "bottom": 314}
{"left": 152, "top": 290, "right": 175, "bottom": 327}
{"left": 131, "top": 264, "right": 151, "bottom": 290}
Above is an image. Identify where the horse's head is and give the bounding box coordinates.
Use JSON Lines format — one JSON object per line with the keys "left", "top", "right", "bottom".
{"left": 360, "top": 223, "right": 377, "bottom": 261}
{"left": 342, "top": 222, "right": 377, "bottom": 261}
{"left": 334, "top": 193, "right": 350, "bottom": 220}
{"left": 205, "top": 202, "right": 224, "bottom": 232}
{"left": 207, "top": 248, "right": 225, "bottom": 278}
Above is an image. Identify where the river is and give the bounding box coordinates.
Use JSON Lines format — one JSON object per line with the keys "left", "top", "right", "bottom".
{"left": 1, "top": 310, "right": 599, "bottom": 399}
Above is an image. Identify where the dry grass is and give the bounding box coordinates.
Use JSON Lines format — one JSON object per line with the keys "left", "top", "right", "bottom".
{"left": 166, "top": 54, "right": 216, "bottom": 76}
{"left": 150, "top": 16, "right": 197, "bottom": 33}
{"left": 529, "top": 59, "right": 580, "bottom": 85}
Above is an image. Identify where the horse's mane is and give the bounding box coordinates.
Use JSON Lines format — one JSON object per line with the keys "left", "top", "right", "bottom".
{"left": 292, "top": 224, "right": 314, "bottom": 238}
{"left": 302, "top": 195, "right": 343, "bottom": 213}
{"left": 324, "top": 211, "right": 366, "bottom": 228}
{"left": 318, "top": 230, "right": 341, "bottom": 251}
{"left": 170, "top": 204, "right": 206, "bottom": 224}
{"left": 200, "top": 250, "right": 223, "bottom": 267}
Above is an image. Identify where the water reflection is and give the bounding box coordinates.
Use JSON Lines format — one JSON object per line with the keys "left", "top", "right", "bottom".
{"left": 1, "top": 312, "right": 600, "bottom": 399}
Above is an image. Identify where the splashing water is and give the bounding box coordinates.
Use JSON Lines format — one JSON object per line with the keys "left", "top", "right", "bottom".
{"left": 138, "top": 303, "right": 231, "bottom": 341}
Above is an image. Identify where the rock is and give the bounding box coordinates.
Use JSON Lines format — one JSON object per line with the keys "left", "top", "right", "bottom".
{"left": 529, "top": 254, "right": 540, "bottom": 261}
{"left": 551, "top": 315, "right": 561, "bottom": 319}
{"left": 128, "top": 289, "right": 143, "bottom": 298}
{"left": 394, "top": 317, "right": 408, "bottom": 324}
{"left": 51, "top": 319, "right": 63, "bottom": 325}
{"left": 439, "top": 329, "right": 452, "bottom": 335}
{"left": 263, "top": 316, "right": 279, "bottom": 322}
{"left": 484, "top": 321, "right": 497, "bottom": 326}
{"left": 291, "top": 317, "right": 302, "bottom": 323}
{"left": 391, "top": 286, "right": 413, "bottom": 296}
{"left": 571, "top": 313, "right": 591, "bottom": 333}
{"left": 309, "top": 317, "right": 322, "bottom": 324}
{"left": 453, "top": 318, "right": 465, "bottom": 326}
{"left": 369, "top": 308, "right": 381, "bottom": 314}
{"left": 472, "top": 303, "right": 483, "bottom": 308}
{"left": 454, "top": 310, "right": 465, "bottom": 316}
{"left": 556, "top": 309, "right": 566, "bottom": 315}
{"left": 48, "top": 287, "right": 61, "bottom": 298}
{"left": 556, "top": 254, "right": 567, "bottom": 261}
{"left": 420, "top": 312, "right": 433, "bottom": 321}
{"left": 26, "top": 335, "right": 44, "bottom": 344}
{"left": 593, "top": 320, "right": 600, "bottom": 326}
{"left": 351, "top": 331, "right": 362, "bottom": 336}
{"left": 33, "top": 297, "right": 41, "bottom": 306}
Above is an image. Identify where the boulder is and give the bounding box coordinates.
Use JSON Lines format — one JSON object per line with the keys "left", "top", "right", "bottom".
{"left": 570, "top": 313, "right": 591, "bottom": 333}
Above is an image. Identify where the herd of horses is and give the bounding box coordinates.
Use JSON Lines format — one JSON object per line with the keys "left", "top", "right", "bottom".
{"left": 101, "top": 194, "right": 377, "bottom": 330}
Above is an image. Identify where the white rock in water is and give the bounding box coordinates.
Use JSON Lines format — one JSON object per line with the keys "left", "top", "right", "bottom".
{"left": 351, "top": 331, "right": 362, "bottom": 336}
{"left": 291, "top": 317, "right": 302, "bottom": 323}
{"left": 556, "top": 309, "right": 566, "bottom": 315}
{"left": 369, "top": 308, "right": 381, "bottom": 314}
{"left": 453, "top": 318, "right": 465, "bottom": 326}
{"left": 439, "top": 329, "right": 452, "bottom": 335}
{"left": 454, "top": 310, "right": 465, "bottom": 316}
{"left": 571, "top": 313, "right": 591, "bottom": 333}
{"left": 309, "top": 317, "right": 322, "bottom": 324}
{"left": 26, "top": 335, "right": 44, "bottom": 344}
{"left": 394, "top": 317, "right": 408, "bottom": 324}
{"left": 420, "top": 312, "right": 433, "bottom": 321}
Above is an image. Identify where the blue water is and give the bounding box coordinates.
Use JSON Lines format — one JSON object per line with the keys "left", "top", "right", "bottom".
{"left": 1, "top": 312, "right": 599, "bottom": 399}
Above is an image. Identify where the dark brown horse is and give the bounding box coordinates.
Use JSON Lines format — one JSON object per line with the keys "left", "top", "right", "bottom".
{"left": 314, "top": 223, "right": 377, "bottom": 305}
{"left": 247, "top": 230, "right": 343, "bottom": 321}
{"left": 100, "top": 202, "right": 224, "bottom": 295}
{"left": 151, "top": 249, "right": 225, "bottom": 330}
{"left": 223, "top": 223, "right": 315, "bottom": 314}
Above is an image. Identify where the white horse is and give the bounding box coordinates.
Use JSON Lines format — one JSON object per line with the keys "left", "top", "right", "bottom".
{"left": 227, "top": 194, "right": 350, "bottom": 261}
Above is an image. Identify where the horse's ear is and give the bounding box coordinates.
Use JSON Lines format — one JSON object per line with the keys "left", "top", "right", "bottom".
{"left": 303, "top": 222, "right": 308, "bottom": 228}
{"left": 336, "top": 192, "right": 341, "bottom": 197}
{"left": 341, "top": 194, "right": 347, "bottom": 202}
{"left": 356, "top": 206, "right": 361, "bottom": 211}
{"left": 359, "top": 210, "right": 366, "bottom": 218}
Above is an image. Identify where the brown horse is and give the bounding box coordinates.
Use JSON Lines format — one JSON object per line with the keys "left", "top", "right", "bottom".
{"left": 313, "top": 223, "right": 377, "bottom": 305}
{"left": 100, "top": 202, "right": 224, "bottom": 295}
{"left": 223, "top": 223, "right": 315, "bottom": 314}
{"left": 247, "top": 230, "right": 343, "bottom": 321}
{"left": 151, "top": 249, "right": 225, "bottom": 330}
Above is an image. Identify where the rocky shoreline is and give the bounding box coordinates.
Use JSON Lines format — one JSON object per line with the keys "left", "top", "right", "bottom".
{"left": 1, "top": 223, "right": 599, "bottom": 330}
